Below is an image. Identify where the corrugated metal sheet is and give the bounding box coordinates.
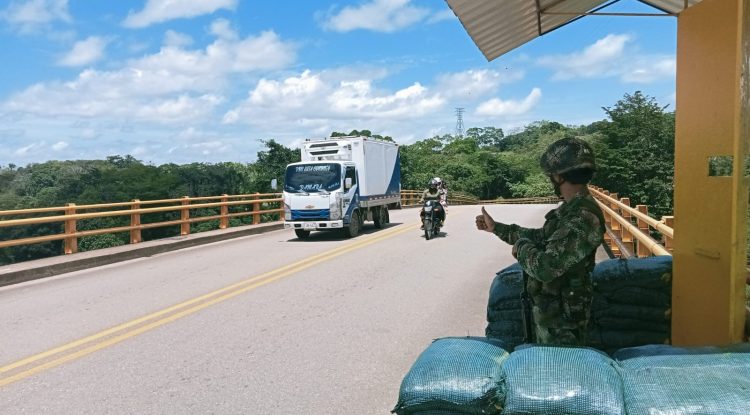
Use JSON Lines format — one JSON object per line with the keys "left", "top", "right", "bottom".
{"left": 445, "top": 0, "right": 703, "bottom": 62}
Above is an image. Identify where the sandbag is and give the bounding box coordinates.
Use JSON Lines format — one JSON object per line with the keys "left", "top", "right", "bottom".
{"left": 592, "top": 256, "right": 672, "bottom": 289}
{"left": 592, "top": 303, "right": 670, "bottom": 321}
{"left": 500, "top": 346, "right": 625, "bottom": 415}
{"left": 597, "top": 286, "right": 670, "bottom": 307}
{"left": 393, "top": 337, "right": 509, "bottom": 415}
{"left": 487, "top": 264, "right": 524, "bottom": 308}
{"left": 614, "top": 344, "right": 750, "bottom": 414}
{"left": 486, "top": 309, "right": 522, "bottom": 324}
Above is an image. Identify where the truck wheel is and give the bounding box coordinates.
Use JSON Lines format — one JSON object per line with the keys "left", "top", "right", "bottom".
{"left": 384, "top": 208, "right": 390, "bottom": 224}
{"left": 345, "top": 211, "right": 360, "bottom": 238}
{"left": 295, "top": 229, "right": 310, "bottom": 239}
{"left": 373, "top": 207, "right": 384, "bottom": 228}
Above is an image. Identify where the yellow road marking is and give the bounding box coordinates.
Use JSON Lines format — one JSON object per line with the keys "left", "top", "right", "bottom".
{"left": 0, "top": 223, "right": 418, "bottom": 387}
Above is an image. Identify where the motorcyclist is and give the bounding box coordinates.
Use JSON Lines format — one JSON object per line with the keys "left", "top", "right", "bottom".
{"left": 419, "top": 178, "right": 446, "bottom": 229}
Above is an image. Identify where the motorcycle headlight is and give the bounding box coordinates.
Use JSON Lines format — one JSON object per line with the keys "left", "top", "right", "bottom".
{"left": 423, "top": 206, "right": 431, "bottom": 212}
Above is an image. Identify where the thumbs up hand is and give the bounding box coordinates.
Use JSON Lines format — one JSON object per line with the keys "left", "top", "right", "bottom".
{"left": 475, "top": 206, "right": 495, "bottom": 233}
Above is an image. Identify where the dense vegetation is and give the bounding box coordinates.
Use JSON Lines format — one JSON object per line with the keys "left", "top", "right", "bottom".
{"left": 0, "top": 92, "right": 676, "bottom": 264}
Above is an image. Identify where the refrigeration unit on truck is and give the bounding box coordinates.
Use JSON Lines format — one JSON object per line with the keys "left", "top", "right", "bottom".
{"left": 282, "top": 136, "right": 401, "bottom": 239}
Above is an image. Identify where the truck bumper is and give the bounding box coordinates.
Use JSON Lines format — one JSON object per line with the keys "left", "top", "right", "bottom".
{"left": 284, "top": 221, "right": 344, "bottom": 231}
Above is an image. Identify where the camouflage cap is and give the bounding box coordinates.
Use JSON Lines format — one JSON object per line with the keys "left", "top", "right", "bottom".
{"left": 540, "top": 137, "right": 596, "bottom": 175}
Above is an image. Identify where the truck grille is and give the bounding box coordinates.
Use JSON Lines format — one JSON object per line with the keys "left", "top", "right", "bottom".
{"left": 291, "top": 209, "right": 330, "bottom": 221}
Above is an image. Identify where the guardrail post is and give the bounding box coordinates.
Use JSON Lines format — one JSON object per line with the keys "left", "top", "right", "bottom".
{"left": 252, "top": 193, "right": 261, "bottom": 225}
{"left": 130, "top": 199, "right": 141, "bottom": 244}
{"left": 661, "top": 216, "right": 674, "bottom": 252}
{"left": 635, "top": 205, "right": 650, "bottom": 257}
{"left": 220, "top": 194, "right": 229, "bottom": 229}
{"left": 180, "top": 196, "right": 190, "bottom": 235}
{"left": 619, "top": 198, "right": 634, "bottom": 257}
{"left": 64, "top": 203, "right": 77, "bottom": 254}
{"left": 608, "top": 193, "right": 622, "bottom": 257}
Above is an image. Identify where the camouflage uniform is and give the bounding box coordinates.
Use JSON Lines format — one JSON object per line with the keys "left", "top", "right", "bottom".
{"left": 492, "top": 137, "right": 604, "bottom": 345}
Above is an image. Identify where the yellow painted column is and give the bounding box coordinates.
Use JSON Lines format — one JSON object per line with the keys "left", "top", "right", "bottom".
{"left": 672, "top": 0, "right": 749, "bottom": 345}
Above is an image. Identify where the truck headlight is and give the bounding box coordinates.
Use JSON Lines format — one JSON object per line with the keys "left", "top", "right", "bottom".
{"left": 284, "top": 203, "right": 291, "bottom": 221}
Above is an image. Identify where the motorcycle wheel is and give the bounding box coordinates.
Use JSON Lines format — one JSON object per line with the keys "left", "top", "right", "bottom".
{"left": 424, "top": 219, "right": 432, "bottom": 240}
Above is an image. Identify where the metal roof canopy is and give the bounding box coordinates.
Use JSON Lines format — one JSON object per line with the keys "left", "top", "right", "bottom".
{"left": 445, "top": 0, "right": 703, "bottom": 61}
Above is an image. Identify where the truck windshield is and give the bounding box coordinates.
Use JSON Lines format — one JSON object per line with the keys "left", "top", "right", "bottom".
{"left": 284, "top": 163, "right": 341, "bottom": 193}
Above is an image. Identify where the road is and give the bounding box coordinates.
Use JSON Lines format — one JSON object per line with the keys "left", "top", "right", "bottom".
{"left": 0, "top": 204, "right": 552, "bottom": 414}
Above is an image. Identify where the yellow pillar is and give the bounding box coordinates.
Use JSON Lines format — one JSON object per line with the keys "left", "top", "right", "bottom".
{"left": 672, "top": 0, "right": 749, "bottom": 345}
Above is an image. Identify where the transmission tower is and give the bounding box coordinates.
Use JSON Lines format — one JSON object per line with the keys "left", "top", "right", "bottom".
{"left": 455, "top": 107, "right": 465, "bottom": 138}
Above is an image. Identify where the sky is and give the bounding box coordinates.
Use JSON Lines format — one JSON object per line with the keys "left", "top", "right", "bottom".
{"left": 0, "top": 0, "right": 678, "bottom": 166}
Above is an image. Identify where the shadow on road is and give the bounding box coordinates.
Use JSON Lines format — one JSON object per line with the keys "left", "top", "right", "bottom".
{"left": 284, "top": 222, "right": 405, "bottom": 242}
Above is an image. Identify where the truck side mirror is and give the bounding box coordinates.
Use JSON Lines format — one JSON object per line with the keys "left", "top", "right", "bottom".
{"left": 271, "top": 179, "right": 278, "bottom": 190}
{"left": 345, "top": 178, "right": 352, "bottom": 190}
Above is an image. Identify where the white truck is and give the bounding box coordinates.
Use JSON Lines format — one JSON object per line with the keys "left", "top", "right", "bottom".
{"left": 281, "top": 136, "right": 401, "bottom": 239}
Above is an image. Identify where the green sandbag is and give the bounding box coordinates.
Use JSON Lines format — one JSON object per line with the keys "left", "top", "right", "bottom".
{"left": 485, "top": 321, "right": 523, "bottom": 338}
{"left": 594, "top": 316, "right": 669, "bottom": 333}
{"left": 592, "top": 256, "right": 671, "bottom": 290}
{"left": 487, "top": 264, "right": 523, "bottom": 308}
{"left": 596, "top": 286, "right": 670, "bottom": 307}
{"left": 488, "top": 299, "right": 522, "bottom": 312}
{"left": 487, "top": 308, "right": 522, "bottom": 323}
{"left": 592, "top": 303, "right": 670, "bottom": 321}
{"left": 500, "top": 346, "right": 625, "bottom": 415}
{"left": 615, "top": 344, "right": 750, "bottom": 414}
{"left": 393, "top": 337, "right": 509, "bottom": 415}
{"left": 587, "top": 326, "right": 669, "bottom": 350}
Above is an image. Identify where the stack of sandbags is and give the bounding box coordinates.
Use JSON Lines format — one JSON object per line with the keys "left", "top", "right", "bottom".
{"left": 500, "top": 345, "right": 626, "bottom": 415}
{"left": 485, "top": 264, "right": 525, "bottom": 349}
{"left": 587, "top": 256, "right": 672, "bottom": 353}
{"left": 614, "top": 344, "right": 750, "bottom": 414}
{"left": 392, "top": 337, "right": 509, "bottom": 415}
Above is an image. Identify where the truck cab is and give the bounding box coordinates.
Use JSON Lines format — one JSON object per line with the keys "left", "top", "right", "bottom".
{"left": 282, "top": 136, "right": 400, "bottom": 239}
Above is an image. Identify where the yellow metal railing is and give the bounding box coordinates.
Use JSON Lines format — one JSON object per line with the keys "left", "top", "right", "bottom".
{"left": 589, "top": 186, "right": 673, "bottom": 258}
{"left": 478, "top": 196, "right": 560, "bottom": 205}
{"left": 0, "top": 194, "right": 283, "bottom": 254}
{"left": 400, "top": 190, "right": 478, "bottom": 207}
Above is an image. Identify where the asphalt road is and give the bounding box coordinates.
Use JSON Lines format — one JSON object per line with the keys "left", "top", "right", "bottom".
{"left": 0, "top": 204, "right": 553, "bottom": 415}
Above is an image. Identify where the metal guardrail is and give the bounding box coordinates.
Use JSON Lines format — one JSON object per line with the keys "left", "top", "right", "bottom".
{"left": 400, "top": 190, "right": 478, "bottom": 207}
{"left": 0, "top": 194, "right": 283, "bottom": 254}
{"left": 589, "top": 186, "right": 673, "bottom": 258}
{"left": 478, "top": 196, "right": 560, "bottom": 205}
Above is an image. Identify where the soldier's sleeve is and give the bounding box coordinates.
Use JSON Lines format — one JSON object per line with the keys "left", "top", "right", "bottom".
{"left": 493, "top": 222, "right": 545, "bottom": 245}
{"left": 513, "top": 210, "right": 603, "bottom": 283}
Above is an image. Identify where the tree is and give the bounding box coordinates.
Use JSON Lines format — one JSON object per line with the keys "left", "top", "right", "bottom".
{"left": 251, "top": 140, "right": 300, "bottom": 193}
{"left": 591, "top": 91, "right": 675, "bottom": 216}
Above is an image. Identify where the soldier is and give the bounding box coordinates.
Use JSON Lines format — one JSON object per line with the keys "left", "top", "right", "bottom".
{"left": 476, "top": 137, "right": 605, "bottom": 346}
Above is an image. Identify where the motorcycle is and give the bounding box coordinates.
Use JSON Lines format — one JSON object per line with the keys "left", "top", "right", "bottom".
{"left": 422, "top": 199, "right": 444, "bottom": 240}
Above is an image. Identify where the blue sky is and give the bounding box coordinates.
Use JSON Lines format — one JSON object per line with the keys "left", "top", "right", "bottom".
{"left": 0, "top": 0, "right": 677, "bottom": 166}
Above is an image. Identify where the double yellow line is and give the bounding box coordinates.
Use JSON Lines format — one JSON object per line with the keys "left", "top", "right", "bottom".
{"left": 0, "top": 223, "right": 417, "bottom": 388}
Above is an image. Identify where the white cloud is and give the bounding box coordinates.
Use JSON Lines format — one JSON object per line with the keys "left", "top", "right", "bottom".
{"left": 322, "top": 0, "right": 430, "bottom": 33}
{"left": 58, "top": 36, "right": 108, "bottom": 67}
{"left": 14, "top": 141, "right": 45, "bottom": 155}
{"left": 622, "top": 57, "right": 676, "bottom": 83}
{"left": 2, "top": 27, "right": 295, "bottom": 124}
{"left": 1, "top": 0, "right": 70, "bottom": 32}
{"left": 164, "top": 30, "right": 193, "bottom": 48}
{"left": 537, "top": 34, "right": 675, "bottom": 84}
{"left": 123, "top": 0, "right": 237, "bottom": 28}
{"left": 224, "top": 69, "right": 445, "bottom": 126}
{"left": 426, "top": 9, "right": 455, "bottom": 24}
{"left": 52, "top": 141, "right": 68, "bottom": 150}
{"left": 476, "top": 88, "right": 542, "bottom": 116}
{"left": 538, "top": 34, "right": 631, "bottom": 80}
{"left": 435, "top": 69, "right": 524, "bottom": 100}
{"left": 209, "top": 18, "right": 237, "bottom": 40}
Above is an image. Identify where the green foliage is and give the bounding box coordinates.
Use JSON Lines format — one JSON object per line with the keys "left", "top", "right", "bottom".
{"left": 79, "top": 234, "right": 125, "bottom": 252}
{"left": 589, "top": 91, "right": 675, "bottom": 217}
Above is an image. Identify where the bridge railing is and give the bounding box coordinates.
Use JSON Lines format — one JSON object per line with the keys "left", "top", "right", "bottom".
{"left": 478, "top": 196, "right": 560, "bottom": 205}
{"left": 0, "top": 194, "right": 283, "bottom": 255}
{"left": 400, "top": 190, "right": 478, "bottom": 207}
{"left": 589, "top": 186, "right": 673, "bottom": 258}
